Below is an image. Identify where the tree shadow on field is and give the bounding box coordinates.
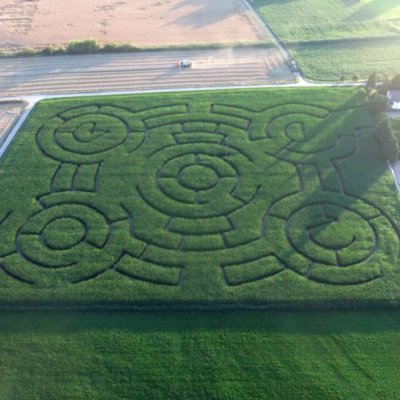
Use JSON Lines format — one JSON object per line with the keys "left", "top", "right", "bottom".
{"left": 264, "top": 90, "right": 388, "bottom": 214}
{"left": 1, "top": 309, "right": 400, "bottom": 334}
{"left": 166, "top": 0, "right": 247, "bottom": 30}
{"left": 1, "top": 309, "right": 399, "bottom": 400}
{"left": 344, "top": 0, "right": 400, "bottom": 21}
{"left": 259, "top": 90, "right": 398, "bottom": 285}
{"left": 305, "top": 91, "right": 385, "bottom": 199}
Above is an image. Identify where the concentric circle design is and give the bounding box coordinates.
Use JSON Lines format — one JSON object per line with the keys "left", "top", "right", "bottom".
{"left": 132, "top": 125, "right": 267, "bottom": 252}
{"left": 140, "top": 146, "right": 248, "bottom": 250}
{"left": 42, "top": 217, "right": 86, "bottom": 250}
{"left": 178, "top": 165, "right": 218, "bottom": 191}
{"left": 15, "top": 201, "right": 115, "bottom": 284}
{"left": 264, "top": 190, "right": 398, "bottom": 285}
{"left": 37, "top": 110, "right": 129, "bottom": 163}
{"left": 2, "top": 101, "right": 399, "bottom": 290}
{"left": 259, "top": 104, "right": 358, "bottom": 165}
{"left": 287, "top": 203, "right": 375, "bottom": 267}
{"left": 151, "top": 144, "right": 241, "bottom": 215}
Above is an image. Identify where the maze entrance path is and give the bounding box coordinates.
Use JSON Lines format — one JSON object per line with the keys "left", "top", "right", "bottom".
{"left": 0, "top": 88, "right": 399, "bottom": 306}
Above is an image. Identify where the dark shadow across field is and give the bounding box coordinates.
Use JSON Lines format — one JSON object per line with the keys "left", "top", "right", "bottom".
{"left": 344, "top": 0, "right": 400, "bottom": 21}
{"left": 1, "top": 309, "right": 399, "bottom": 335}
{"left": 0, "top": 310, "right": 399, "bottom": 399}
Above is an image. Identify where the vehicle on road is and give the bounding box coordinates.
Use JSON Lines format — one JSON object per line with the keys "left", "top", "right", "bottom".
{"left": 177, "top": 59, "right": 192, "bottom": 68}
{"left": 289, "top": 60, "right": 298, "bottom": 73}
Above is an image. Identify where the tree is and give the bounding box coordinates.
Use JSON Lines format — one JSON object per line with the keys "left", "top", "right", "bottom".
{"left": 390, "top": 74, "right": 400, "bottom": 90}
{"left": 378, "top": 75, "right": 391, "bottom": 95}
{"left": 66, "top": 39, "right": 101, "bottom": 55}
{"left": 392, "top": 116, "right": 400, "bottom": 132}
{"left": 369, "top": 93, "right": 389, "bottom": 115}
{"left": 366, "top": 72, "right": 377, "bottom": 96}
{"left": 376, "top": 116, "right": 399, "bottom": 162}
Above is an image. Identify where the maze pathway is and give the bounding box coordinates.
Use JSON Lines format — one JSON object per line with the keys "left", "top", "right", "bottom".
{"left": 0, "top": 90, "right": 398, "bottom": 304}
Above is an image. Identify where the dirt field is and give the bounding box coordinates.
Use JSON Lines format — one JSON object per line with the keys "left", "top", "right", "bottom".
{"left": 0, "top": 0, "right": 268, "bottom": 52}
{"left": 0, "top": 48, "right": 292, "bottom": 97}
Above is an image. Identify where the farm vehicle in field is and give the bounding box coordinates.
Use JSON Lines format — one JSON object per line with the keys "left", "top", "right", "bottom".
{"left": 176, "top": 59, "right": 192, "bottom": 69}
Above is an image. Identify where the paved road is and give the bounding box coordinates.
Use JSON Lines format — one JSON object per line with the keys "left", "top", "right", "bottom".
{"left": 0, "top": 47, "right": 292, "bottom": 98}
{"left": 242, "top": 0, "right": 308, "bottom": 83}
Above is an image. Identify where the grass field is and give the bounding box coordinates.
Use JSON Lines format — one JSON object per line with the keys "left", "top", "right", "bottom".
{"left": 0, "top": 310, "right": 399, "bottom": 399}
{"left": 1, "top": 88, "right": 400, "bottom": 399}
{"left": 289, "top": 39, "right": 400, "bottom": 81}
{"left": 253, "top": 0, "right": 400, "bottom": 80}
{"left": 0, "top": 88, "right": 399, "bottom": 307}
{"left": 254, "top": 0, "right": 400, "bottom": 42}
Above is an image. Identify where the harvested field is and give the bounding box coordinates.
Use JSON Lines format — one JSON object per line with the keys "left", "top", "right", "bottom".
{"left": 0, "top": 0, "right": 269, "bottom": 52}
{"left": 0, "top": 48, "right": 292, "bottom": 97}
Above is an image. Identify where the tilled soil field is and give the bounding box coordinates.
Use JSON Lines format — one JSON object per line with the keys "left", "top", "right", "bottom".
{"left": 0, "top": 0, "right": 268, "bottom": 51}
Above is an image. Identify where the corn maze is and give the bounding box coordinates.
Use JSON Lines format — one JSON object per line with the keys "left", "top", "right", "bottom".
{"left": 0, "top": 89, "right": 399, "bottom": 305}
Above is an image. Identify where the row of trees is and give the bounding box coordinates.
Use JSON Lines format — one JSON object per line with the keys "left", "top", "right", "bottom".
{"left": 366, "top": 73, "right": 400, "bottom": 96}
{"left": 367, "top": 73, "right": 400, "bottom": 162}
{"left": 7, "top": 39, "right": 142, "bottom": 57}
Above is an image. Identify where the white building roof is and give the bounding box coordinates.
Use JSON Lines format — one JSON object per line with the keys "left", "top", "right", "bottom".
{"left": 388, "top": 90, "right": 400, "bottom": 103}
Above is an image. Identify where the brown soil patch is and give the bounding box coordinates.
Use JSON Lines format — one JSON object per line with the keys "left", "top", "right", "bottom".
{"left": 0, "top": 0, "right": 268, "bottom": 52}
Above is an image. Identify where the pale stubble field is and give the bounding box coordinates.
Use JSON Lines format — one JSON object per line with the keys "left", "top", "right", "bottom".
{"left": 0, "top": 0, "right": 268, "bottom": 51}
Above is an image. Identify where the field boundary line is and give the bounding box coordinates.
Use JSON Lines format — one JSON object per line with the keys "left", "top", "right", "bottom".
{"left": 285, "top": 35, "right": 400, "bottom": 47}
{"left": 0, "top": 103, "right": 34, "bottom": 159}
{"left": 242, "top": 0, "right": 290, "bottom": 62}
{"left": 241, "top": 0, "right": 310, "bottom": 84}
{"left": 388, "top": 161, "right": 400, "bottom": 193}
{"left": 0, "top": 299, "right": 400, "bottom": 311}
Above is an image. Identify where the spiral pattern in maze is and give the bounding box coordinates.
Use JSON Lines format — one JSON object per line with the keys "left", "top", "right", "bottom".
{"left": 0, "top": 100, "right": 398, "bottom": 288}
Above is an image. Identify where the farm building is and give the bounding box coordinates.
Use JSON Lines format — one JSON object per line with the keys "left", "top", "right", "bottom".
{"left": 387, "top": 90, "right": 400, "bottom": 110}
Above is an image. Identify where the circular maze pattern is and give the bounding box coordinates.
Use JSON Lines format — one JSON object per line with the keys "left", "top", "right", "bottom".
{"left": 133, "top": 120, "right": 267, "bottom": 252}
{"left": 287, "top": 204, "right": 374, "bottom": 267}
{"left": 0, "top": 100, "right": 398, "bottom": 290}
{"left": 14, "top": 199, "right": 120, "bottom": 285}
{"left": 156, "top": 149, "right": 239, "bottom": 208}
{"left": 263, "top": 177, "right": 398, "bottom": 285}
{"left": 142, "top": 143, "right": 250, "bottom": 217}
{"left": 36, "top": 106, "right": 130, "bottom": 163}
{"left": 177, "top": 164, "right": 219, "bottom": 191}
